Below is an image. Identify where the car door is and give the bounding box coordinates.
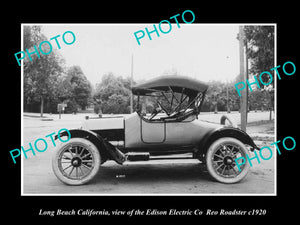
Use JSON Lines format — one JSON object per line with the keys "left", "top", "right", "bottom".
{"left": 141, "top": 119, "right": 166, "bottom": 143}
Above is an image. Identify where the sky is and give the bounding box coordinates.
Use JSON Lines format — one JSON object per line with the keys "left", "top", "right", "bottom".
{"left": 41, "top": 24, "right": 240, "bottom": 86}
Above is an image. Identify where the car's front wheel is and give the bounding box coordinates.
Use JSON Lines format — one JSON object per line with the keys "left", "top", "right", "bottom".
{"left": 52, "top": 138, "right": 101, "bottom": 185}
{"left": 205, "top": 137, "right": 250, "bottom": 184}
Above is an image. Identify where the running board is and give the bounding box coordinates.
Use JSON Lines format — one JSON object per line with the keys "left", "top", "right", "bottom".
{"left": 125, "top": 152, "right": 193, "bottom": 162}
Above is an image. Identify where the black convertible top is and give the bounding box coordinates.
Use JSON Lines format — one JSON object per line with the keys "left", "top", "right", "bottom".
{"left": 132, "top": 75, "right": 208, "bottom": 97}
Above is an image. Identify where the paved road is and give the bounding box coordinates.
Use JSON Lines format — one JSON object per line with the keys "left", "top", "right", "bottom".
{"left": 21, "top": 111, "right": 275, "bottom": 195}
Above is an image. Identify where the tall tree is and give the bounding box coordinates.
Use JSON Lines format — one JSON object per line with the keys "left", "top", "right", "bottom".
{"left": 23, "top": 26, "right": 64, "bottom": 117}
{"left": 65, "top": 66, "right": 92, "bottom": 111}
{"left": 244, "top": 26, "right": 274, "bottom": 84}
{"left": 93, "top": 73, "right": 131, "bottom": 114}
{"left": 244, "top": 26, "right": 275, "bottom": 119}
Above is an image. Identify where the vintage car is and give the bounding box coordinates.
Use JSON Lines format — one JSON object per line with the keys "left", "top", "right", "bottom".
{"left": 52, "top": 75, "right": 259, "bottom": 185}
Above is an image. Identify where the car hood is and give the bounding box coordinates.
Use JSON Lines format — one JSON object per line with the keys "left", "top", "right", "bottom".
{"left": 81, "top": 116, "right": 124, "bottom": 131}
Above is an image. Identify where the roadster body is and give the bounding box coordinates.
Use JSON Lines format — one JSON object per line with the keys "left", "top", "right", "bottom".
{"left": 52, "top": 75, "right": 259, "bottom": 185}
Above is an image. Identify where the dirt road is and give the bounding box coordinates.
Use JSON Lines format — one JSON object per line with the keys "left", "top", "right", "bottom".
{"left": 22, "top": 111, "right": 275, "bottom": 195}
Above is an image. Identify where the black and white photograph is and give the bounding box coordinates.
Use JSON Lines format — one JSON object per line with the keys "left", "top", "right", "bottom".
{"left": 21, "top": 23, "right": 276, "bottom": 195}
{"left": 4, "top": 4, "right": 298, "bottom": 223}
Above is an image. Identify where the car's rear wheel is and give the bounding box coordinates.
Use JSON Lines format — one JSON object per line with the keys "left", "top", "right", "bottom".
{"left": 205, "top": 137, "right": 250, "bottom": 184}
{"left": 52, "top": 138, "right": 101, "bottom": 185}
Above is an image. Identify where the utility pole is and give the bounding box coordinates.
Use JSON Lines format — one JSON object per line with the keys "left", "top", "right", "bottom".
{"left": 239, "top": 26, "right": 247, "bottom": 132}
{"left": 226, "top": 56, "right": 230, "bottom": 113}
{"left": 245, "top": 39, "right": 249, "bottom": 120}
{"left": 130, "top": 54, "right": 134, "bottom": 113}
{"left": 226, "top": 79, "right": 230, "bottom": 113}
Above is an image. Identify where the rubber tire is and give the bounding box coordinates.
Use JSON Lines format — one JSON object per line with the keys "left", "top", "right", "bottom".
{"left": 205, "top": 137, "right": 250, "bottom": 184}
{"left": 52, "top": 138, "right": 101, "bottom": 185}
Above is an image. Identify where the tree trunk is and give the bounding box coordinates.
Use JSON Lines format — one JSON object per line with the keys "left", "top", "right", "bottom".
{"left": 268, "top": 92, "right": 273, "bottom": 120}
{"left": 214, "top": 103, "right": 218, "bottom": 114}
{"left": 40, "top": 96, "right": 44, "bottom": 117}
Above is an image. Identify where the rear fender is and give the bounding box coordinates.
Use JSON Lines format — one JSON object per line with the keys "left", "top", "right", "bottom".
{"left": 55, "top": 129, "right": 125, "bottom": 164}
{"left": 197, "top": 127, "right": 259, "bottom": 157}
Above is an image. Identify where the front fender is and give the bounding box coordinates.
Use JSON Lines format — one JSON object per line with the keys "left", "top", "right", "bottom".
{"left": 198, "top": 126, "right": 259, "bottom": 157}
{"left": 55, "top": 129, "right": 125, "bottom": 164}
{"left": 55, "top": 129, "right": 104, "bottom": 144}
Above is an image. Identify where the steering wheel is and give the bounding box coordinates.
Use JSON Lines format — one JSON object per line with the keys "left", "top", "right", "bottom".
{"left": 149, "top": 108, "right": 163, "bottom": 121}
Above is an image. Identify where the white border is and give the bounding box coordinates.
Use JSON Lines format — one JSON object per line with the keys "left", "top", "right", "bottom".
{"left": 21, "top": 23, "right": 24, "bottom": 195}
{"left": 20, "top": 23, "right": 277, "bottom": 196}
